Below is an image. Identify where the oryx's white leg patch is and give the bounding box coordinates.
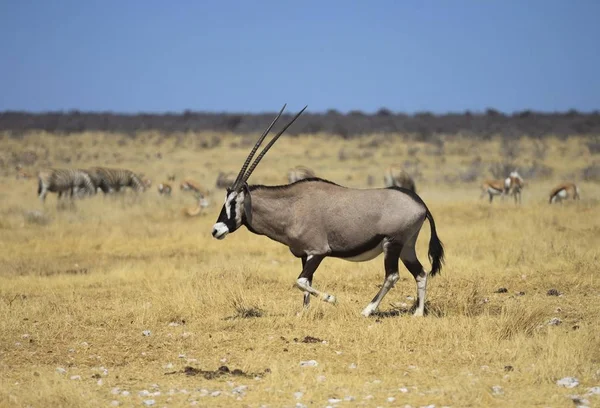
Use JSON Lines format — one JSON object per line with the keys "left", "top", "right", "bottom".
{"left": 361, "top": 272, "right": 399, "bottom": 317}
{"left": 295, "top": 278, "right": 336, "bottom": 304}
{"left": 413, "top": 272, "right": 427, "bottom": 317}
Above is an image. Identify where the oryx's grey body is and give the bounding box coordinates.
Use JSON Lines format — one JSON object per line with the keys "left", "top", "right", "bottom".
{"left": 212, "top": 104, "right": 444, "bottom": 317}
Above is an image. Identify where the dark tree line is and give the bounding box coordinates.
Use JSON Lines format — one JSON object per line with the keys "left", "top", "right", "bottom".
{"left": 1, "top": 108, "right": 599, "bottom": 140}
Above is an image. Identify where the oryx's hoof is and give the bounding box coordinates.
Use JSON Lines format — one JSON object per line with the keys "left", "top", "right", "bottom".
{"left": 413, "top": 309, "right": 424, "bottom": 317}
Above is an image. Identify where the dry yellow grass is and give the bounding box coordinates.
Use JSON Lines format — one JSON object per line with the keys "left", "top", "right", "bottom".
{"left": 1, "top": 131, "right": 599, "bottom": 407}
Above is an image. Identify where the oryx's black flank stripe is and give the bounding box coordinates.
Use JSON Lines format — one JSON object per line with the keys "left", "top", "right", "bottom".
{"left": 329, "top": 235, "right": 386, "bottom": 259}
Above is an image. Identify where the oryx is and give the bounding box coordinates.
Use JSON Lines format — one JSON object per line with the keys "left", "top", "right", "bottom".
{"left": 212, "top": 105, "right": 444, "bottom": 317}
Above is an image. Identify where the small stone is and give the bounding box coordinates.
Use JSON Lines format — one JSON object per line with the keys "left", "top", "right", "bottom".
{"left": 15, "top": 342, "right": 21, "bottom": 347}
{"left": 295, "top": 403, "right": 307, "bottom": 408}
{"left": 121, "top": 391, "right": 130, "bottom": 396}
{"left": 232, "top": 385, "right": 247, "bottom": 395}
{"left": 387, "top": 397, "right": 396, "bottom": 402}
{"left": 68, "top": 348, "right": 75, "bottom": 353}
{"left": 110, "top": 401, "right": 119, "bottom": 407}
{"left": 334, "top": 351, "right": 342, "bottom": 355}
{"left": 491, "top": 385, "right": 504, "bottom": 395}
{"left": 586, "top": 386, "right": 600, "bottom": 395}
{"left": 142, "top": 330, "right": 151, "bottom": 337}
{"left": 364, "top": 395, "right": 374, "bottom": 400}
{"left": 557, "top": 377, "right": 579, "bottom": 388}
{"left": 210, "top": 391, "right": 221, "bottom": 397}
{"left": 97, "top": 379, "right": 103, "bottom": 386}
{"left": 328, "top": 398, "right": 342, "bottom": 404}
{"left": 22, "top": 334, "right": 30, "bottom": 339}
{"left": 372, "top": 379, "right": 382, "bottom": 384}
{"left": 56, "top": 367, "right": 67, "bottom": 375}
{"left": 504, "top": 365, "right": 514, "bottom": 372}
{"left": 548, "top": 317, "right": 562, "bottom": 326}
{"left": 142, "top": 400, "right": 155, "bottom": 406}
{"left": 182, "top": 332, "right": 192, "bottom": 339}
{"left": 495, "top": 287, "right": 508, "bottom": 293}
{"left": 111, "top": 387, "right": 120, "bottom": 395}
{"left": 349, "top": 363, "right": 357, "bottom": 369}
{"left": 399, "top": 387, "right": 409, "bottom": 393}
{"left": 294, "top": 392, "right": 304, "bottom": 399}
{"left": 164, "top": 363, "right": 174, "bottom": 369}
{"left": 178, "top": 353, "right": 186, "bottom": 359}
{"left": 70, "top": 375, "right": 81, "bottom": 380}
{"left": 139, "top": 390, "right": 151, "bottom": 397}
{"left": 344, "top": 396, "right": 355, "bottom": 401}
{"left": 547, "top": 288, "right": 561, "bottom": 296}
{"left": 220, "top": 358, "right": 227, "bottom": 363}
{"left": 300, "top": 360, "right": 318, "bottom": 367}
{"left": 151, "top": 391, "right": 161, "bottom": 397}
{"left": 516, "top": 291, "right": 525, "bottom": 296}
{"left": 81, "top": 341, "right": 89, "bottom": 347}
{"left": 168, "top": 322, "right": 180, "bottom": 327}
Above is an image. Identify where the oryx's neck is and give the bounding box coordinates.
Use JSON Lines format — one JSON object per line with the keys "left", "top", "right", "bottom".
{"left": 244, "top": 187, "right": 297, "bottom": 246}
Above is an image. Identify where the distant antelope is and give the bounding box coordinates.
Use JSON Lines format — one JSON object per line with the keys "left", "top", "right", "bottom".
{"left": 480, "top": 179, "right": 507, "bottom": 203}
{"left": 504, "top": 171, "right": 524, "bottom": 204}
{"left": 288, "top": 166, "right": 316, "bottom": 183}
{"left": 216, "top": 172, "right": 236, "bottom": 189}
{"left": 180, "top": 179, "right": 208, "bottom": 195}
{"left": 38, "top": 169, "right": 96, "bottom": 203}
{"left": 212, "top": 105, "right": 444, "bottom": 317}
{"left": 158, "top": 182, "right": 172, "bottom": 196}
{"left": 88, "top": 167, "right": 146, "bottom": 194}
{"left": 549, "top": 182, "right": 580, "bottom": 204}
{"left": 384, "top": 166, "right": 416, "bottom": 193}
{"left": 16, "top": 165, "right": 33, "bottom": 180}
{"left": 182, "top": 194, "right": 210, "bottom": 216}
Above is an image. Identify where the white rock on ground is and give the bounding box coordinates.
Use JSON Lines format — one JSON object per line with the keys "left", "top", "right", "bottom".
{"left": 70, "top": 375, "right": 81, "bottom": 380}
{"left": 142, "top": 330, "right": 151, "bottom": 336}
{"left": 491, "top": 385, "right": 504, "bottom": 395}
{"left": 300, "top": 360, "right": 318, "bottom": 367}
{"left": 56, "top": 367, "right": 67, "bottom": 375}
{"left": 142, "top": 400, "right": 155, "bottom": 406}
{"left": 586, "top": 387, "right": 600, "bottom": 395}
{"left": 138, "top": 390, "right": 150, "bottom": 397}
{"left": 294, "top": 392, "right": 304, "bottom": 399}
{"left": 328, "top": 398, "right": 342, "bottom": 403}
{"left": 557, "top": 377, "right": 580, "bottom": 388}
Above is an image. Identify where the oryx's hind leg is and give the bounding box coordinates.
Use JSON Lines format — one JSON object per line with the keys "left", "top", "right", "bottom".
{"left": 400, "top": 234, "right": 427, "bottom": 317}
{"left": 295, "top": 255, "right": 335, "bottom": 306}
{"left": 361, "top": 240, "right": 401, "bottom": 317}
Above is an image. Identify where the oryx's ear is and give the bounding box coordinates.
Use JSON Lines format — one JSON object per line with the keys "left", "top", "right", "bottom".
{"left": 242, "top": 184, "right": 252, "bottom": 225}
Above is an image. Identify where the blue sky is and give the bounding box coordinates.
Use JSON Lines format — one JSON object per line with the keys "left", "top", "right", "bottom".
{"left": 0, "top": 0, "right": 598, "bottom": 114}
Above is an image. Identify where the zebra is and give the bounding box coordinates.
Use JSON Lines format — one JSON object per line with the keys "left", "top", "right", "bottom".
{"left": 37, "top": 168, "right": 96, "bottom": 203}
{"left": 384, "top": 165, "right": 416, "bottom": 193}
{"left": 212, "top": 105, "right": 444, "bottom": 317}
{"left": 87, "top": 167, "right": 146, "bottom": 194}
{"left": 287, "top": 166, "right": 316, "bottom": 184}
{"left": 216, "top": 172, "right": 237, "bottom": 189}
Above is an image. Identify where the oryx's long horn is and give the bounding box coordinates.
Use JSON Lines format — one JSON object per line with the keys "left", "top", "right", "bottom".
{"left": 232, "top": 104, "right": 287, "bottom": 190}
{"left": 243, "top": 105, "right": 308, "bottom": 183}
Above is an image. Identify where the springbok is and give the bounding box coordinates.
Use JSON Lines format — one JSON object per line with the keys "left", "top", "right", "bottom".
{"left": 288, "top": 166, "right": 316, "bottom": 183}
{"left": 504, "top": 171, "right": 524, "bottom": 204}
{"left": 158, "top": 182, "right": 172, "bottom": 196}
{"left": 549, "top": 182, "right": 580, "bottom": 204}
{"left": 480, "top": 179, "right": 506, "bottom": 203}
{"left": 212, "top": 105, "right": 444, "bottom": 317}
{"left": 384, "top": 165, "right": 416, "bottom": 193}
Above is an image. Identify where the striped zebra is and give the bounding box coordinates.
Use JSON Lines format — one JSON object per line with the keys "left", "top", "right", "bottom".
{"left": 87, "top": 167, "right": 146, "bottom": 194}
{"left": 37, "top": 168, "right": 96, "bottom": 203}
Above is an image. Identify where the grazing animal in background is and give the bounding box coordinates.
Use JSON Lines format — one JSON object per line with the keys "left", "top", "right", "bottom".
{"left": 180, "top": 179, "right": 208, "bottom": 195}
{"left": 287, "top": 165, "right": 316, "bottom": 183}
{"left": 504, "top": 171, "right": 524, "bottom": 204}
{"left": 142, "top": 177, "right": 152, "bottom": 189}
{"left": 158, "top": 183, "right": 172, "bottom": 196}
{"left": 384, "top": 165, "right": 416, "bottom": 193}
{"left": 182, "top": 194, "right": 210, "bottom": 217}
{"left": 212, "top": 105, "right": 444, "bottom": 317}
{"left": 16, "top": 165, "right": 33, "bottom": 180}
{"left": 215, "top": 171, "right": 236, "bottom": 189}
{"left": 549, "top": 182, "right": 580, "bottom": 204}
{"left": 480, "top": 179, "right": 507, "bottom": 203}
{"left": 37, "top": 168, "right": 96, "bottom": 203}
{"left": 88, "top": 167, "right": 146, "bottom": 194}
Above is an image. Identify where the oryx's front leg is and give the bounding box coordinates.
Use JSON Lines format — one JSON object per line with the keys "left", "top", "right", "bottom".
{"left": 362, "top": 240, "right": 401, "bottom": 317}
{"left": 400, "top": 236, "right": 427, "bottom": 317}
{"left": 296, "top": 255, "right": 336, "bottom": 306}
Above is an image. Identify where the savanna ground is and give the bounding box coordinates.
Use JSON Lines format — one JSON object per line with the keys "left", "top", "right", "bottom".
{"left": 1, "top": 131, "right": 599, "bottom": 408}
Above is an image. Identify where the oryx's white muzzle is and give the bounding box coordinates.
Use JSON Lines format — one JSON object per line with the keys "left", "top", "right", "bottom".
{"left": 212, "top": 222, "right": 229, "bottom": 240}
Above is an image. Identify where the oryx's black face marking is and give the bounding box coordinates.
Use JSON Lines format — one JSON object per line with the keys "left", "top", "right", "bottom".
{"left": 212, "top": 188, "right": 245, "bottom": 239}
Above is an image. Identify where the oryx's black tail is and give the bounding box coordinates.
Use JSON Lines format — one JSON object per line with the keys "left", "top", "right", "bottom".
{"left": 426, "top": 209, "right": 444, "bottom": 277}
